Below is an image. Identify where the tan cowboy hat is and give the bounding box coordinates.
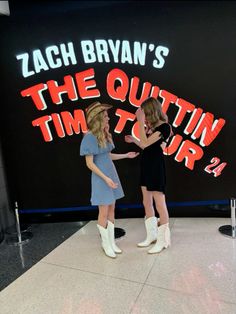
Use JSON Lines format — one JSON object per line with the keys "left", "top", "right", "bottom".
{"left": 85, "top": 101, "right": 113, "bottom": 125}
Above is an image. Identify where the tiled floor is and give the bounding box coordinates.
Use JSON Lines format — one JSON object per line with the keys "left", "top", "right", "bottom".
{"left": 0, "top": 221, "right": 87, "bottom": 291}
{"left": 0, "top": 218, "right": 236, "bottom": 314}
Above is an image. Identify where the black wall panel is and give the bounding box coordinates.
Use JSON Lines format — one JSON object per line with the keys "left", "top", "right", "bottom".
{"left": 0, "top": 1, "right": 235, "bottom": 217}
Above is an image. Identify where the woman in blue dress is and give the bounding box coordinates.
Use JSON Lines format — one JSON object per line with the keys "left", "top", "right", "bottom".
{"left": 80, "top": 101, "right": 139, "bottom": 258}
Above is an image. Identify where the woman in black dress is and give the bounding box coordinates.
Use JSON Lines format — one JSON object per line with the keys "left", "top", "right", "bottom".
{"left": 125, "top": 97, "right": 172, "bottom": 253}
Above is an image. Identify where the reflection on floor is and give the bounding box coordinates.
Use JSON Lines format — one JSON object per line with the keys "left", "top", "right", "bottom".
{"left": 0, "top": 218, "right": 236, "bottom": 314}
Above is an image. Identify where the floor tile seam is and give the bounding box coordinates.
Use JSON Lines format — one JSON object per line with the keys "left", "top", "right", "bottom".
{"left": 129, "top": 283, "right": 146, "bottom": 314}
{"left": 142, "top": 253, "right": 159, "bottom": 285}
{"left": 40, "top": 260, "right": 146, "bottom": 285}
{"left": 143, "top": 282, "right": 236, "bottom": 304}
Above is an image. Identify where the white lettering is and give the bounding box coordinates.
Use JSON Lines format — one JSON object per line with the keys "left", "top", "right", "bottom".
{"left": 16, "top": 53, "right": 35, "bottom": 78}
{"left": 153, "top": 46, "right": 169, "bottom": 68}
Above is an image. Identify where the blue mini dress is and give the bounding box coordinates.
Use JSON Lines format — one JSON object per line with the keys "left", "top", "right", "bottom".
{"left": 80, "top": 132, "right": 124, "bottom": 205}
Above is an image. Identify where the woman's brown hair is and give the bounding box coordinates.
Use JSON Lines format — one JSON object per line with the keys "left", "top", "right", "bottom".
{"left": 141, "top": 97, "right": 167, "bottom": 130}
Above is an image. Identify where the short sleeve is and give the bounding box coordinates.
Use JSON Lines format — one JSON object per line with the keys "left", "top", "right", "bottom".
{"left": 160, "top": 124, "right": 172, "bottom": 142}
{"left": 80, "top": 133, "right": 99, "bottom": 156}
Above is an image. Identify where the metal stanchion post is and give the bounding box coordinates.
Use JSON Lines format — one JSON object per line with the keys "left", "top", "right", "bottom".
{"left": 231, "top": 198, "right": 236, "bottom": 238}
{"left": 5, "top": 200, "right": 30, "bottom": 235}
{"left": 15, "top": 201, "right": 22, "bottom": 243}
{"left": 219, "top": 198, "right": 236, "bottom": 238}
{"left": 6, "top": 202, "right": 33, "bottom": 246}
{"left": 5, "top": 220, "right": 30, "bottom": 235}
{"left": 0, "top": 225, "right": 4, "bottom": 244}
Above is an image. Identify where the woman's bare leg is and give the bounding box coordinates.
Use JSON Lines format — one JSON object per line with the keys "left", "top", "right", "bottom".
{"left": 108, "top": 203, "right": 115, "bottom": 223}
{"left": 98, "top": 205, "right": 109, "bottom": 227}
{"left": 141, "top": 186, "right": 155, "bottom": 218}
{"left": 152, "top": 192, "right": 169, "bottom": 225}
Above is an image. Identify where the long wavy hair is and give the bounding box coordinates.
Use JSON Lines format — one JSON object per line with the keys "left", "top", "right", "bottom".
{"left": 141, "top": 97, "right": 168, "bottom": 130}
{"left": 87, "top": 110, "right": 113, "bottom": 148}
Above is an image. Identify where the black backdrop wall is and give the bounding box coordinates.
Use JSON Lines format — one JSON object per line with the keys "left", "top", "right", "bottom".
{"left": 0, "top": 1, "right": 235, "bottom": 218}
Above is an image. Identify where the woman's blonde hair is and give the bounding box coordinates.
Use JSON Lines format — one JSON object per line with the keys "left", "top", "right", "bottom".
{"left": 141, "top": 97, "right": 167, "bottom": 130}
{"left": 87, "top": 110, "right": 113, "bottom": 148}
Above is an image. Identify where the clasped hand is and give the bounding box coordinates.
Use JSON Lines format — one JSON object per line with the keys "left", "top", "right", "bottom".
{"left": 135, "top": 107, "right": 145, "bottom": 124}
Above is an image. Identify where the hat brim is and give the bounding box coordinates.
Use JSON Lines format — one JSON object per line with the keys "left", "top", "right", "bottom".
{"left": 86, "top": 102, "right": 113, "bottom": 124}
{"left": 101, "top": 104, "right": 113, "bottom": 110}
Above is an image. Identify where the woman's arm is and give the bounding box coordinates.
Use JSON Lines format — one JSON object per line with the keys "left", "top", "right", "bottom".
{"left": 139, "top": 125, "right": 161, "bottom": 148}
{"left": 124, "top": 135, "right": 145, "bottom": 149}
{"left": 110, "top": 152, "right": 139, "bottom": 160}
{"left": 136, "top": 108, "right": 161, "bottom": 148}
{"left": 85, "top": 155, "right": 118, "bottom": 189}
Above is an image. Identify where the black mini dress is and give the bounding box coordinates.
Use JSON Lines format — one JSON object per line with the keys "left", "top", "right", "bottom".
{"left": 140, "top": 123, "right": 171, "bottom": 193}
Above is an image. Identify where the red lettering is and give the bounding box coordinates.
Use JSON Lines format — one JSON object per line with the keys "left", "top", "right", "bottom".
{"left": 129, "top": 78, "right": 152, "bottom": 108}
{"left": 131, "top": 121, "right": 140, "bottom": 140}
{"left": 114, "top": 109, "right": 135, "bottom": 133}
{"left": 175, "top": 140, "right": 204, "bottom": 170}
{"left": 106, "top": 69, "right": 129, "bottom": 102}
{"left": 150, "top": 86, "right": 160, "bottom": 99}
{"left": 21, "top": 83, "right": 48, "bottom": 110}
{"left": 163, "top": 134, "right": 183, "bottom": 155}
{"left": 75, "top": 68, "right": 100, "bottom": 99}
{"left": 47, "top": 75, "right": 78, "bottom": 104}
{"left": 184, "top": 108, "right": 203, "bottom": 134}
{"left": 173, "top": 98, "right": 195, "bottom": 127}
{"left": 32, "top": 115, "right": 52, "bottom": 141}
{"left": 159, "top": 90, "right": 178, "bottom": 114}
{"left": 51, "top": 113, "right": 65, "bottom": 137}
{"left": 61, "top": 109, "right": 87, "bottom": 135}
{"left": 191, "top": 113, "right": 226, "bottom": 146}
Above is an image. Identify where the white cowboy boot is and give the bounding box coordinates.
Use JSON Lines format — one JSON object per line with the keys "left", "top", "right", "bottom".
{"left": 97, "top": 224, "right": 116, "bottom": 258}
{"left": 145, "top": 216, "right": 160, "bottom": 226}
{"left": 107, "top": 221, "right": 122, "bottom": 254}
{"left": 148, "top": 223, "right": 171, "bottom": 254}
{"left": 137, "top": 216, "right": 158, "bottom": 247}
